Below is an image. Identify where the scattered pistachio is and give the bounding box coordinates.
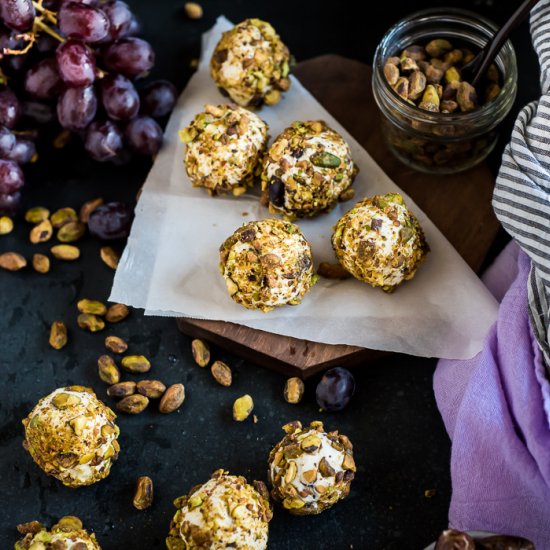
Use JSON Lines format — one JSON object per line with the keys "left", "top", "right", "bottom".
{"left": 284, "top": 377, "right": 304, "bottom": 404}
{"left": 77, "top": 313, "right": 105, "bottom": 332}
{"left": 105, "top": 335, "right": 128, "bottom": 354}
{"left": 0, "top": 252, "right": 26, "bottom": 271}
{"left": 264, "top": 89, "right": 282, "bottom": 106}
{"left": 25, "top": 206, "right": 49, "bottom": 224}
{"left": 184, "top": 2, "right": 203, "bottom": 19}
{"left": 107, "top": 381, "right": 136, "bottom": 398}
{"left": 317, "top": 262, "right": 351, "bottom": 279}
{"left": 191, "top": 339, "right": 210, "bottom": 367}
{"left": 121, "top": 355, "right": 151, "bottom": 374}
{"left": 98, "top": 355, "right": 121, "bottom": 385}
{"left": 117, "top": 394, "right": 149, "bottom": 414}
{"left": 137, "top": 380, "right": 166, "bottom": 399}
{"left": 30, "top": 219, "right": 53, "bottom": 244}
{"left": 50, "top": 207, "right": 78, "bottom": 228}
{"left": 233, "top": 394, "right": 254, "bottom": 422}
{"left": 133, "top": 476, "right": 154, "bottom": 510}
{"left": 49, "top": 321, "right": 68, "bottom": 350}
{"left": 159, "top": 383, "right": 185, "bottom": 413}
{"left": 57, "top": 221, "right": 86, "bottom": 243}
{"left": 77, "top": 299, "right": 107, "bottom": 316}
{"left": 100, "top": 246, "right": 119, "bottom": 269}
{"left": 32, "top": 253, "right": 50, "bottom": 274}
{"left": 0, "top": 216, "right": 13, "bottom": 234}
{"left": 106, "top": 303, "right": 129, "bottom": 323}
{"left": 51, "top": 244, "right": 80, "bottom": 261}
{"left": 210, "top": 360, "right": 232, "bottom": 386}
{"left": 79, "top": 198, "right": 103, "bottom": 223}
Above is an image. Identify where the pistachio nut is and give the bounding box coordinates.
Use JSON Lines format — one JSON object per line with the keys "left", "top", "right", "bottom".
{"left": 0, "top": 216, "right": 13, "bottom": 234}
{"left": 57, "top": 221, "right": 86, "bottom": 243}
{"left": 77, "top": 299, "right": 107, "bottom": 316}
{"left": 456, "top": 81, "right": 478, "bottom": 112}
{"left": 32, "top": 253, "right": 50, "bottom": 274}
{"left": 485, "top": 82, "right": 501, "bottom": 102}
{"left": 159, "top": 383, "right": 185, "bottom": 413}
{"left": 425, "top": 38, "right": 452, "bottom": 57}
{"left": 98, "top": 355, "right": 121, "bottom": 385}
{"left": 210, "top": 360, "right": 232, "bottom": 386}
{"left": 402, "top": 44, "right": 426, "bottom": 61}
{"left": 408, "top": 70, "right": 427, "bottom": 101}
{"left": 105, "top": 335, "right": 128, "bottom": 354}
{"left": 106, "top": 303, "right": 129, "bottom": 323}
{"left": 100, "top": 246, "right": 120, "bottom": 269}
{"left": 117, "top": 394, "right": 149, "bottom": 414}
{"left": 133, "top": 476, "right": 154, "bottom": 510}
{"left": 25, "top": 206, "right": 49, "bottom": 224}
{"left": 107, "top": 381, "right": 136, "bottom": 398}
{"left": 283, "top": 377, "right": 304, "bottom": 404}
{"left": 0, "top": 252, "right": 26, "bottom": 271}
{"left": 393, "top": 76, "right": 409, "bottom": 100}
{"left": 77, "top": 313, "right": 105, "bottom": 332}
{"left": 137, "top": 380, "right": 166, "bottom": 399}
{"left": 383, "top": 62, "right": 399, "bottom": 86}
{"left": 233, "top": 394, "right": 254, "bottom": 421}
{"left": 79, "top": 197, "right": 103, "bottom": 223}
{"left": 49, "top": 321, "right": 68, "bottom": 350}
{"left": 50, "top": 244, "right": 80, "bottom": 261}
{"left": 444, "top": 66, "right": 461, "bottom": 84}
{"left": 191, "top": 338, "right": 210, "bottom": 367}
{"left": 30, "top": 219, "right": 53, "bottom": 244}
{"left": 121, "top": 355, "right": 151, "bottom": 373}
{"left": 50, "top": 207, "right": 78, "bottom": 228}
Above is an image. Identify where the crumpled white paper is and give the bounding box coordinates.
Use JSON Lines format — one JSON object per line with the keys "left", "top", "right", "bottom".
{"left": 110, "top": 16, "right": 499, "bottom": 360}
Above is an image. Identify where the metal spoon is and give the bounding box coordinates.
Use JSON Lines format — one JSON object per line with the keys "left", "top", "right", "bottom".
{"left": 462, "top": 0, "right": 539, "bottom": 87}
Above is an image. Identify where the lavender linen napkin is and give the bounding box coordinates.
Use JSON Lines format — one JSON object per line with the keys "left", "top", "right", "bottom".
{"left": 434, "top": 243, "right": 550, "bottom": 546}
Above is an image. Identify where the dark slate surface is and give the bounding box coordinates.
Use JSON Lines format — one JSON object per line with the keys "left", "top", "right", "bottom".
{"left": 0, "top": 1, "right": 539, "bottom": 548}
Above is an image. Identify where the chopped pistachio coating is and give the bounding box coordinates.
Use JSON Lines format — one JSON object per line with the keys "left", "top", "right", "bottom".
{"left": 219, "top": 219, "right": 316, "bottom": 312}
{"left": 268, "top": 421, "right": 355, "bottom": 516}
{"left": 22, "top": 387, "right": 120, "bottom": 488}
{"left": 15, "top": 516, "right": 101, "bottom": 550}
{"left": 261, "top": 120, "right": 358, "bottom": 219}
{"left": 166, "top": 469, "right": 273, "bottom": 550}
{"left": 210, "top": 19, "right": 291, "bottom": 107}
{"left": 181, "top": 104, "right": 268, "bottom": 196}
{"left": 332, "top": 193, "right": 429, "bottom": 292}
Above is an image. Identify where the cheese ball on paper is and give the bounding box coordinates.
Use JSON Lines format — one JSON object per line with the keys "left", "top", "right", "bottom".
{"left": 22, "top": 386, "right": 120, "bottom": 488}
{"left": 261, "top": 121, "right": 357, "bottom": 220}
{"left": 166, "top": 469, "right": 272, "bottom": 550}
{"left": 268, "top": 420, "right": 356, "bottom": 515}
{"left": 332, "top": 193, "right": 429, "bottom": 292}
{"left": 180, "top": 104, "right": 268, "bottom": 196}
{"left": 210, "top": 19, "right": 291, "bottom": 107}
{"left": 219, "top": 219, "right": 317, "bottom": 312}
{"left": 15, "top": 516, "right": 101, "bottom": 550}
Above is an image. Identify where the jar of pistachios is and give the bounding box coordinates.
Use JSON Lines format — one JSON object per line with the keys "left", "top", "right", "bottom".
{"left": 372, "top": 8, "right": 517, "bottom": 174}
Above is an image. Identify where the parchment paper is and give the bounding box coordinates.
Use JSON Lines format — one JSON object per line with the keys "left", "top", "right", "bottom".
{"left": 110, "top": 16, "right": 499, "bottom": 360}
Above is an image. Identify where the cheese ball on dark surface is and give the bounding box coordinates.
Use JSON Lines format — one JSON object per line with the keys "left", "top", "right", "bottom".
{"left": 180, "top": 104, "right": 268, "bottom": 196}
{"left": 210, "top": 19, "right": 291, "bottom": 108}
{"left": 332, "top": 193, "right": 429, "bottom": 292}
{"left": 268, "top": 420, "right": 356, "bottom": 516}
{"left": 219, "top": 219, "right": 317, "bottom": 312}
{"left": 262, "top": 121, "right": 357, "bottom": 220}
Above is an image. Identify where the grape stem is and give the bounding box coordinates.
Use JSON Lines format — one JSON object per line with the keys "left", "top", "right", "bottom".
{"left": 2, "top": 33, "right": 36, "bottom": 57}
{"left": 33, "top": 18, "right": 65, "bottom": 44}
{"left": 32, "top": 0, "right": 58, "bottom": 25}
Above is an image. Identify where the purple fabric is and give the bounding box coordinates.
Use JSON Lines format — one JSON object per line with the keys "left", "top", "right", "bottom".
{"left": 434, "top": 245, "right": 550, "bottom": 547}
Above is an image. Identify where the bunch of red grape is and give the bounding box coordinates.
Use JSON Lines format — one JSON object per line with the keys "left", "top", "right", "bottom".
{"left": 0, "top": 0, "right": 177, "bottom": 215}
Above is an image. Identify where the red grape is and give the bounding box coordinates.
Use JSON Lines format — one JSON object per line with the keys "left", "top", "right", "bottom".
{"left": 24, "top": 58, "right": 63, "bottom": 100}
{"left": 0, "top": 159, "right": 24, "bottom": 194}
{"left": 58, "top": 2, "right": 110, "bottom": 43}
{"left": 140, "top": 80, "right": 177, "bottom": 118}
{"left": 57, "top": 85, "right": 97, "bottom": 130}
{"left": 0, "top": 87, "right": 21, "bottom": 129}
{"left": 100, "top": 74, "right": 140, "bottom": 121}
{"left": 0, "top": 191, "right": 21, "bottom": 215}
{"left": 56, "top": 39, "right": 96, "bottom": 87}
{"left": 0, "top": 0, "right": 35, "bottom": 32}
{"left": 0, "top": 126, "right": 16, "bottom": 158}
{"left": 103, "top": 37, "right": 154, "bottom": 77}
{"left": 316, "top": 367, "right": 355, "bottom": 412}
{"left": 88, "top": 201, "right": 133, "bottom": 239}
{"left": 6, "top": 138, "right": 36, "bottom": 164}
{"left": 85, "top": 120, "right": 123, "bottom": 162}
{"left": 102, "top": 1, "right": 133, "bottom": 41}
{"left": 125, "top": 116, "right": 162, "bottom": 156}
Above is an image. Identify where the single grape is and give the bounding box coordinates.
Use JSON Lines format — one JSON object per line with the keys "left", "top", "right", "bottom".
{"left": 315, "top": 367, "right": 356, "bottom": 412}
{"left": 100, "top": 74, "right": 140, "bottom": 121}
{"left": 36, "top": 33, "right": 58, "bottom": 53}
{"left": 59, "top": 0, "right": 99, "bottom": 6}
{"left": 0, "top": 87, "right": 21, "bottom": 128}
{"left": 88, "top": 201, "right": 133, "bottom": 239}
{"left": 127, "top": 16, "right": 141, "bottom": 36}
{"left": 0, "top": 191, "right": 21, "bottom": 215}
{"left": 56, "top": 39, "right": 96, "bottom": 87}
{"left": 57, "top": 85, "right": 97, "bottom": 130}
{"left": 58, "top": 2, "right": 110, "bottom": 43}
{"left": 22, "top": 101, "right": 56, "bottom": 124}
{"left": 0, "top": 0, "right": 35, "bottom": 32}
{"left": 140, "top": 80, "right": 177, "bottom": 118}
{"left": 101, "top": 0, "right": 133, "bottom": 41}
{"left": 102, "top": 37, "right": 154, "bottom": 78}
{"left": 0, "top": 27, "right": 25, "bottom": 52}
{"left": 0, "top": 126, "right": 16, "bottom": 158}
{"left": 125, "top": 116, "right": 162, "bottom": 156}
{"left": 84, "top": 120, "right": 123, "bottom": 162}
{"left": 6, "top": 138, "right": 36, "bottom": 164}
{"left": 0, "top": 159, "right": 24, "bottom": 194}
{"left": 24, "top": 58, "right": 63, "bottom": 100}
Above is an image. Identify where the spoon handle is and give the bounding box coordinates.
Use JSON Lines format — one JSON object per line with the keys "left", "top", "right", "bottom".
{"left": 472, "top": 0, "right": 540, "bottom": 87}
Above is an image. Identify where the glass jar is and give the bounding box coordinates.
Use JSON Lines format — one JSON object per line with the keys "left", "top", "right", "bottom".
{"left": 372, "top": 8, "right": 517, "bottom": 174}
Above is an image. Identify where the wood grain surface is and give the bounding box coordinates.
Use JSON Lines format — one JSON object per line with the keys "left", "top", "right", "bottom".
{"left": 177, "top": 54, "right": 500, "bottom": 378}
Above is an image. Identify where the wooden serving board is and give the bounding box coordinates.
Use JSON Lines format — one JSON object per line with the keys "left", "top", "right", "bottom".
{"left": 177, "top": 54, "right": 500, "bottom": 379}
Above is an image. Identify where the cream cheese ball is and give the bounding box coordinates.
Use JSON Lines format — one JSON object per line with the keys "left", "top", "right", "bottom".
{"left": 219, "top": 219, "right": 317, "bottom": 312}
{"left": 210, "top": 19, "right": 291, "bottom": 107}
{"left": 22, "top": 386, "right": 120, "bottom": 488}
{"left": 261, "top": 120, "right": 358, "bottom": 220}
{"left": 268, "top": 421, "right": 356, "bottom": 515}
{"left": 332, "top": 193, "right": 429, "bottom": 292}
{"left": 15, "top": 516, "right": 101, "bottom": 550}
{"left": 166, "top": 469, "right": 273, "bottom": 550}
{"left": 180, "top": 104, "right": 268, "bottom": 196}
